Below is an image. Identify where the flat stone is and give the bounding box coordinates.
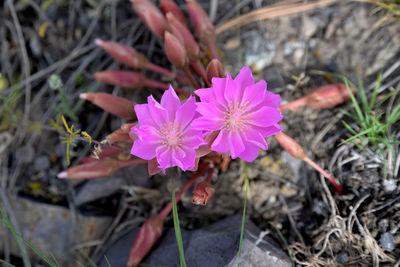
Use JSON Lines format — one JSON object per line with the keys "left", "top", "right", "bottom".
{"left": 33, "top": 155, "right": 51, "bottom": 171}
{"left": 380, "top": 232, "right": 395, "bottom": 252}
{"left": 100, "top": 215, "right": 291, "bottom": 267}
{"left": 0, "top": 195, "right": 112, "bottom": 266}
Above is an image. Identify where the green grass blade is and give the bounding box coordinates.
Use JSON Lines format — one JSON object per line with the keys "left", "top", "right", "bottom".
{"left": 356, "top": 72, "right": 370, "bottom": 115}
{"left": 104, "top": 255, "right": 111, "bottom": 267}
{"left": 172, "top": 190, "right": 187, "bottom": 267}
{"left": 0, "top": 207, "right": 32, "bottom": 267}
{"left": 370, "top": 67, "right": 383, "bottom": 110}
{"left": 237, "top": 178, "right": 248, "bottom": 267}
{"left": 342, "top": 120, "right": 358, "bottom": 135}
{"left": 344, "top": 78, "right": 365, "bottom": 126}
{"left": 0, "top": 259, "right": 17, "bottom": 267}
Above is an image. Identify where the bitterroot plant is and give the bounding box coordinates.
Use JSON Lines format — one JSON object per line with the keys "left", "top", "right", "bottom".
{"left": 57, "top": 0, "right": 354, "bottom": 266}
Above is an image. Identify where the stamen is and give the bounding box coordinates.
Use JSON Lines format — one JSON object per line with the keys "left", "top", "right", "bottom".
{"left": 223, "top": 101, "right": 250, "bottom": 131}
{"left": 158, "top": 122, "right": 184, "bottom": 148}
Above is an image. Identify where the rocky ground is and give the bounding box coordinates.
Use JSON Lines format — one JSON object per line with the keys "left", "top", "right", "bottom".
{"left": 1, "top": 0, "right": 400, "bottom": 266}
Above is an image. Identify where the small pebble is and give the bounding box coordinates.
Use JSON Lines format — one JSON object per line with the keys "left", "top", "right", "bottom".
{"left": 34, "top": 156, "right": 51, "bottom": 171}
{"left": 380, "top": 232, "right": 395, "bottom": 252}
{"left": 336, "top": 251, "right": 349, "bottom": 264}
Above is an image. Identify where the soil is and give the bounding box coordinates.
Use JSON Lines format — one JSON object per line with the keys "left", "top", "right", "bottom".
{"left": 1, "top": 0, "right": 400, "bottom": 266}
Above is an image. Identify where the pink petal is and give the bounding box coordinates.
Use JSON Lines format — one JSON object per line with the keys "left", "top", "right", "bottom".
{"left": 211, "top": 129, "right": 230, "bottom": 153}
{"left": 228, "top": 130, "right": 245, "bottom": 158}
{"left": 161, "top": 86, "right": 181, "bottom": 121}
{"left": 172, "top": 147, "right": 186, "bottom": 169}
{"left": 243, "top": 128, "right": 268, "bottom": 150}
{"left": 224, "top": 72, "right": 242, "bottom": 104}
{"left": 194, "top": 88, "right": 214, "bottom": 102}
{"left": 255, "top": 124, "right": 283, "bottom": 137}
{"left": 237, "top": 142, "right": 260, "bottom": 162}
{"left": 234, "top": 66, "right": 254, "bottom": 89}
{"left": 263, "top": 91, "right": 281, "bottom": 108}
{"left": 176, "top": 146, "right": 196, "bottom": 171}
{"left": 134, "top": 104, "right": 154, "bottom": 126}
{"left": 175, "top": 96, "right": 197, "bottom": 130}
{"left": 182, "top": 132, "right": 206, "bottom": 149}
{"left": 195, "top": 102, "right": 224, "bottom": 119}
{"left": 242, "top": 80, "right": 266, "bottom": 109}
{"left": 248, "top": 106, "right": 283, "bottom": 127}
{"left": 210, "top": 77, "right": 227, "bottom": 106}
{"left": 191, "top": 118, "right": 223, "bottom": 131}
{"left": 131, "top": 140, "right": 158, "bottom": 160}
{"left": 132, "top": 125, "right": 160, "bottom": 144}
{"left": 148, "top": 95, "right": 168, "bottom": 126}
{"left": 156, "top": 146, "right": 172, "bottom": 173}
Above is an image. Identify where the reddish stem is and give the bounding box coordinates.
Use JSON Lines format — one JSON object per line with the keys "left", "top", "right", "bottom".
{"left": 184, "top": 67, "right": 201, "bottom": 89}
{"left": 146, "top": 63, "right": 192, "bottom": 84}
{"left": 205, "top": 167, "right": 214, "bottom": 183}
{"left": 190, "top": 61, "right": 209, "bottom": 86}
{"left": 158, "top": 166, "right": 209, "bottom": 220}
{"left": 145, "top": 79, "right": 170, "bottom": 90}
{"left": 303, "top": 157, "right": 343, "bottom": 194}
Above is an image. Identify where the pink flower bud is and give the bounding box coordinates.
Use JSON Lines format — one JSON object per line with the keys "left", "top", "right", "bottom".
{"left": 186, "top": 0, "right": 218, "bottom": 59}
{"left": 274, "top": 132, "right": 306, "bottom": 160}
{"left": 159, "top": 0, "right": 188, "bottom": 27}
{"left": 206, "top": 59, "right": 225, "bottom": 83}
{"left": 164, "top": 31, "right": 188, "bottom": 69}
{"left": 132, "top": 0, "right": 168, "bottom": 39}
{"left": 95, "top": 39, "right": 148, "bottom": 69}
{"left": 93, "top": 70, "right": 147, "bottom": 90}
{"left": 106, "top": 129, "right": 133, "bottom": 144}
{"left": 127, "top": 216, "right": 164, "bottom": 267}
{"left": 279, "top": 84, "right": 354, "bottom": 111}
{"left": 80, "top": 92, "right": 136, "bottom": 120}
{"left": 192, "top": 180, "right": 215, "bottom": 206}
{"left": 57, "top": 158, "right": 121, "bottom": 179}
{"left": 305, "top": 84, "right": 354, "bottom": 109}
{"left": 166, "top": 12, "right": 199, "bottom": 62}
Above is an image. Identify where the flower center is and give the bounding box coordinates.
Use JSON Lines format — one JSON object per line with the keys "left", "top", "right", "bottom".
{"left": 223, "top": 101, "right": 249, "bottom": 131}
{"left": 159, "top": 122, "right": 183, "bottom": 148}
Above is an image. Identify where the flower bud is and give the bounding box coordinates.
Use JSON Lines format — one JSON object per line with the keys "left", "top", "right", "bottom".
{"left": 80, "top": 92, "right": 136, "bottom": 120}
{"left": 93, "top": 70, "right": 147, "bottom": 90}
{"left": 159, "top": 0, "right": 188, "bottom": 27}
{"left": 274, "top": 132, "right": 306, "bottom": 160}
{"left": 192, "top": 180, "right": 215, "bottom": 206}
{"left": 57, "top": 158, "right": 121, "bottom": 179}
{"left": 127, "top": 216, "right": 164, "bottom": 267}
{"left": 164, "top": 31, "right": 188, "bottom": 69}
{"left": 120, "top": 122, "right": 137, "bottom": 133}
{"left": 305, "top": 84, "right": 354, "bottom": 109}
{"left": 95, "top": 39, "right": 148, "bottom": 69}
{"left": 106, "top": 129, "right": 133, "bottom": 144}
{"left": 186, "top": 0, "right": 218, "bottom": 59}
{"left": 166, "top": 12, "right": 199, "bottom": 62}
{"left": 132, "top": 0, "right": 168, "bottom": 39}
{"left": 206, "top": 59, "right": 225, "bottom": 83}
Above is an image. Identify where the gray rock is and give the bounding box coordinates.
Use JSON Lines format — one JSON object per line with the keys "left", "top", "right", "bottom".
{"left": 99, "top": 215, "right": 291, "bottom": 267}
{"left": 0, "top": 195, "right": 111, "bottom": 267}
{"left": 380, "top": 232, "right": 395, "bottom": 252}
{"left": 263, "top": 66, "right": 285, "bottom": 90}
{"left": 33, "top": 155, "right": 51, "bottom": 171}
{"left": 336, "top": 251, "right": 349, "bottom": 264}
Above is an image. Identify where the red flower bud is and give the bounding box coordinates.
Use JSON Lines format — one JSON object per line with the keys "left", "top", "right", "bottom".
{"left": 192, "top": 180, "right": 215, "bottom": 206}
{"left": 280, "top": 84, "right": 354, "bottom": 111}
{"left": 159, "top": 0, "right": 188, "bottom": 27}
{"left": 93, "top": 70, "right": 147, "bottom": 90}
{"left": 57, "top": 158, "right": 121, "bottom": 179}
{"left": 132, "top": 0, "right": 168, "bottom": 39}
{"left": 274, "top": 132, "right": 306, "bottom": 160}
{"left": 80, "top": 92, "right": 136, "bottom": 120}
{"left": 206, "top": 59, "right": 225, "bottom": 83}
{"left": 166, "top": 12, "right": 199, "bottom": 62}
{"left": 80, "top": 146, "right": 123, "bottom": 163}
{"left": 164, "top": 31, "right": 188, "bottom": 69}
{"left": 186, "top": 0, "right": 218, "bottom": 59}
{"left": 95, "top": 39, "right": 148, "bottom": 69}
{"left": 127, "top": 216, "right": 164, "bottom": 267}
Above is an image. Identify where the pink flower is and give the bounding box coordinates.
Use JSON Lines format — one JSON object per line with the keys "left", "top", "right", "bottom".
{"left": 192, "top": 66, "right": 283, "bottom": 161}
{"left": 131, "top": 86, "right": 206, "bottom": 173}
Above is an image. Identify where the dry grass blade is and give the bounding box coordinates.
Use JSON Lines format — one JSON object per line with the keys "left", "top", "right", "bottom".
{"left": 215, "top": 0, "right": 339, "bottom": 34}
